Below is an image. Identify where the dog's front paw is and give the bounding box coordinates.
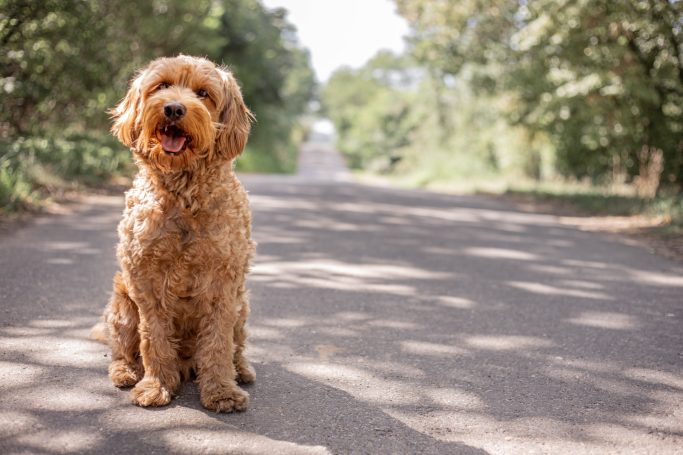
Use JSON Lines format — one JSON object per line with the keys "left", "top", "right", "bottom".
{"left": 201, "top": 385, "right": 249, "bottom": 413}
{"left": 109, "top": 360, "right": 142, "bottom": 388}
{"left": 236, "top": 362, "right": 256, "bottom": 385}
{"left": 130, "top": 377, "right": 172, "bottom": 407}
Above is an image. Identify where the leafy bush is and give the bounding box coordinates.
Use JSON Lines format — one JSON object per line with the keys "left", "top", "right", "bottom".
{"left": 0, "top": 132, "right": 131, "bottom": 211}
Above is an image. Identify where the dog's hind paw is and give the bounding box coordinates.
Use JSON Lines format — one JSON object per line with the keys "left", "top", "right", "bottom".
{"left": 109, "top": 360, "right": 142, "bottom": 388}
{"left": 236, "top": 362, "right": 256, "bottom": 385}
{"left": 130, "top": 378, "right": 172, "bottom": 407}
{"left": 201, "top": 386, "right": 249, "bottom": 413}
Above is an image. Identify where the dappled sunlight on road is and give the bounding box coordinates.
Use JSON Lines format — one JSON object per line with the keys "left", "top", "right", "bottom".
{"left": 432, "top": 295, "right": 477, "bottom": 309}
{"left": 567, "top": 311, "right": 640, "bottom": 330}
{"left": 15, "top": 429, "right": 104, "bottom": 453}
{"left": 253, "top": 259, "right": 451, "bottom": 295}
{"left": 625, "top": 368, "right": 683, "bottom": 390}
{"left": 0, "top": 196, "right": 347, "bottom": 455}
{"left": 463, "top": 335, "right": 554, "bottom": 351}
{"left": 241, "top": 175, "right": 683, "bottom": 453}
{"left": 401, "top": 340, "right": 469, "bottom": 356}
{"left": 0, "top": 307, "right": 343, "bottom": 454}
{"left": 0, "top": 318, "right": 121, "bottom": 453}
{"left": 463, "top": 247, "right": 539, "bottom": 261}
{"left": 506, "top": 281, "right": 613, "bottom": 300}
{"left": 626, "top": 269, "right": 683, "bottom": 287}
{"left": 1, "top": 179, "right": 682, "bottom": 454}
{"left": 159, "top": 429, "right": 331, "bottom": 455}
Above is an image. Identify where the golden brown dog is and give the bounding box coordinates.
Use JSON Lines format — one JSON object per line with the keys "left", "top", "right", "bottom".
{"left": 102, "top": 55, "right": 255, "bottom": 412}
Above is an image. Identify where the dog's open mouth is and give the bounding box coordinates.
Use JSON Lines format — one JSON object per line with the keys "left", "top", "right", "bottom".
{"left": 159, "top": 125, "right": 191, "bottom": 155}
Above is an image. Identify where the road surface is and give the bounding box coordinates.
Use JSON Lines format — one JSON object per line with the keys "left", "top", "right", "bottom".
{"left": 1, "top": 141, "right": 682, "bottom": 454}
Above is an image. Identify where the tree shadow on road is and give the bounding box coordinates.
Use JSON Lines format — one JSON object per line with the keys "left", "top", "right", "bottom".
{"left": 1, "top": 179, "right": 682, "bottom": 453}
{"left": 0, "top": 316, "right": 487, "bottom": 454}
{"left": 0, "top": 194, "right": 486, "bottom": 454}
{"left": 242, "top": 177, "right": 683, "bottom": 452}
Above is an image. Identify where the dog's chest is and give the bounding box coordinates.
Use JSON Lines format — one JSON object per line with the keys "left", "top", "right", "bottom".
{"left": 126, "top": 204, "right": 233, "bottom": 264}
{"left": 163, "top": 208, "right": 232, "bottom": 257}
{"left": 122, "top": 208, "right": 238, "bottom": 300}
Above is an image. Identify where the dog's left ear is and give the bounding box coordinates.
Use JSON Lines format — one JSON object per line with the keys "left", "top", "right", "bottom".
{"left": 215, "top": 69, "right": 253, "bottom": 160}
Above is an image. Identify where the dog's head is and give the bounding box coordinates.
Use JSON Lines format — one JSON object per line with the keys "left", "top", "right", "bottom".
{"left": 111, "top": 55, "right": 252, "bottom": 172}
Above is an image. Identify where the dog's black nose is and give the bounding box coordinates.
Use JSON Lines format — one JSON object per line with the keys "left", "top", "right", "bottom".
{"left": 163, "top": 102, "right": 186, "bottom": 120}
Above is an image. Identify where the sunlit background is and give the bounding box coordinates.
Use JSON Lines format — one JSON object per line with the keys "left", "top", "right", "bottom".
{"left": 262, "top": 0, "right": 408, "bottom": 82}
{"left": 1, "top": 0, "right": 682, "bottom": 225}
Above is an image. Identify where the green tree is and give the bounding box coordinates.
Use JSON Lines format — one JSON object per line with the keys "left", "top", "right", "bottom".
{"left": 323, "top": 52, "right": 420, "bottom": 170}
{"left": 395, "top": 0, "right": 683, "bottom": 192}
{"left": 0, "top": 0, "right": 314, "bottom": 161}
{"left": 215, "top": 0, "right": 316, "bottom": 170}
{"left": 0, "top": 0, "right": 315, "bottom": 210}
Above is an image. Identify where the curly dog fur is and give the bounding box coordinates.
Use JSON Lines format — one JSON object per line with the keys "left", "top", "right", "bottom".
{"left": 100, "top": 55, "right": 255, "bottom": 412}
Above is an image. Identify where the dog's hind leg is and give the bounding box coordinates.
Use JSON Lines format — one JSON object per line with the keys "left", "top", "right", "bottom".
{"left": 233, "top": 285, "right": 255, "bottom": 384}
{"left": 107, "top": 272, "right": 143, "bottom": 388}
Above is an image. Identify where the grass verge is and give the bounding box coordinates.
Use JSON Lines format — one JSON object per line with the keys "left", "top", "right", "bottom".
{"left": 502, "top": 184, "right": 682, "bottom": 232}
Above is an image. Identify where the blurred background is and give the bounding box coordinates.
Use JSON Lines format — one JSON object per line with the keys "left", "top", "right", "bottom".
{"left": 1, "top": 0, "right": 682, "bottom": 227}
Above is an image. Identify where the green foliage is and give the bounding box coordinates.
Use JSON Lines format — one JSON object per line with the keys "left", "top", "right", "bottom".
{"left": 236, "top": 142, "right": 298, "bottom": 174}
{"left": 0, "top": 156, "right": 34, "bottom": 211}
{"left": 0, "top": 0, "right": 315, "bottom": 211}
{"left": 215, "top": 0, "right": 316, "bottom": 166}
{"left": 0, "top": 132, "right": 130, "bottom": 211}
{"left": 322, "top": 51, "right": 532, "bottom": 183}
{"left": 1, "top": 0, "right": 219, "bottom": 134}
{"left": 393, "top": 0, "right": 683, "bottom": 191}
{"left": 323, "top": 52, "right": 426, "bottom": 171}
{"left": 325, "top": 0, "right": 682, "bottom": 198}
{"left": 508, "top": 0, "right": 682, "bottom": 187}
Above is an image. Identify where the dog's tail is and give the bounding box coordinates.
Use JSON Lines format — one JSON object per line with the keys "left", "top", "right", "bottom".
{"left": 89, "top": 310, "right": 110, "bottom": 344}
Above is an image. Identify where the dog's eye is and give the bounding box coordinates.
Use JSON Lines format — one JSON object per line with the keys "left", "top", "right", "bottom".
{"left": 197, "top": 89, "right": 208, "bottom": 98}
{"left": 157, "top": 82, "right": 171, "bottom": 90}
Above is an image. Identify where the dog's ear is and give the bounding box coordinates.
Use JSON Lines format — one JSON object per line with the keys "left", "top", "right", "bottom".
{"left": 110, "top": 71, "right": 144, "bottom": 148}
{"left": 215, "top": 69, "right": 253, "bottom": 160}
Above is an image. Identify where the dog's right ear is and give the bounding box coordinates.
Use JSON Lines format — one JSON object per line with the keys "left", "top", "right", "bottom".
{"left": 110, "top": 72, "right": 144, "bottom": 148}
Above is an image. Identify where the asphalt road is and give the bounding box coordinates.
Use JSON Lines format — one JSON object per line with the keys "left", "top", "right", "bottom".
{"left": 1, "top": 142, "right": 682, "bottom": 454}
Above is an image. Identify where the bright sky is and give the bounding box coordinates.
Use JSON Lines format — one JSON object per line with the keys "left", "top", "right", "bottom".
{"left": 261, "top": 0, "right": 410, "bottom": 82}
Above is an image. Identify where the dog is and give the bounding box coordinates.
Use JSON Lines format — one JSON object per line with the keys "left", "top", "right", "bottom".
{"left": 99, "top": 55, "right": 255, "bottom": 412}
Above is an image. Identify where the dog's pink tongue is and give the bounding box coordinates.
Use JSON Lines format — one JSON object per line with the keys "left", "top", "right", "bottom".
{"left": 161, "top": 134, "right": 186, "bottom": 153}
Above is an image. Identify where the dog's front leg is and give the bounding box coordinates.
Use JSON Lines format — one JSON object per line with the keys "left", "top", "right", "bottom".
{"left": 130, "top": 302, "right": 180, "bottom": 407}
{"left": 196, "top": 296, "right": 249, "bottom": 412}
